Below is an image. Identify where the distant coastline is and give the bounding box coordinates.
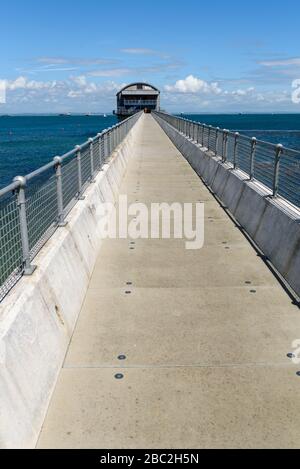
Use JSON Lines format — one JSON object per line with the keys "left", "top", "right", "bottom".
{"left": 1, "top": 111, "right": 300, "bottom": 117}
{"left": 0, "top": 113, "right": 113, "bottom": 117}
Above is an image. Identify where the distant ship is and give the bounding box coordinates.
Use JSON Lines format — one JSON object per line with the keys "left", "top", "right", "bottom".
{"left": 59, "top": 113, "right": 71, "bottom": 116}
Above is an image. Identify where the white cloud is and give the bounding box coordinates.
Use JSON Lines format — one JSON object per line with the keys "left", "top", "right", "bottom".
{"left": 89, "top": 68, "right": 131, "bottom": 77}
{"left": 259, "top": 58, "right": 300, "bottom": 67}
{"left": 37, "top": 57, "right": 116, "bottom": 66}
{"left": 6, "top": 76, "right": 57, "bottom": 91}
{"left": 165, "top": 75, "right": 222, "bottom": 94}
{"left": 231, "top": 87, "right": 255, "bottom": 96}
{"left": 121, "top": 48, "right": 157, "bottom": 55}
{"left": 0, "top": 75, "right": 127, "bottom": 112}
{"left": 67, "top": 76, "right": 122, "bottom": 98}
{"left": 162, "top": 76, "right": 295, "bottom": 112}
{"left": 1, "top": 72, "right": 296, "bottom": 113}
{"left": 0, "top": 79, "right": 6, "bottom": 103}
{"left": 3, "top": 75, "right": 123, "bottom": 96}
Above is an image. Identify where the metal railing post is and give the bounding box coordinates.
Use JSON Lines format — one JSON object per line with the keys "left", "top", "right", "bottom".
{"left": 250, "top": 137, "right": 257, "bottom": 180}
{"left": 54, "top": 157, "right": 67, "bottom": 227}
{"left": 75, "top": 145, "right": 85, "bottom": 200}
{"left": 223, "top": 130, "right": 229, "bottom": 163}
{"left": 234, "top": 132, "right": 239, "bottom": 169}
{"left": 273, "top": 144, "right": 283, "bottom": 197}
{"left": 13, "top": 176, "right": 36, "bottom": 275}
{"left": 88, "top": 138, "right": 96, "bottom": 182}
{"left": 201, "top": 125, "right": 204, "bottom": 147}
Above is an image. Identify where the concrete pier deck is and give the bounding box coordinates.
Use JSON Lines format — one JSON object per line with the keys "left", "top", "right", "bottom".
{"left": 37, "top": 115, "right": 300, "bottom": 449}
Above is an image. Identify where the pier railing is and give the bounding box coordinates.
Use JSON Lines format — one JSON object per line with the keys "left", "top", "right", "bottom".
{"left": 153, "top": 111, "right": 300, "bottom": 209}
{"left": 0, "top": 112, "right": 141, "bottom": 302}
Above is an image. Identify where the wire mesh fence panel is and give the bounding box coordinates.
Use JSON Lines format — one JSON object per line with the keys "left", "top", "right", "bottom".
{"left": 0, "top": 194, "right": 23, "bottom": 301}
{"left": 103, "top": 133, "right": 109, "bottom": 159}
{"left": 154, "top": 111, "right": 300, "bottom": 209}
{"left": 184, "top": 121, "right": 188, "bottom": 136}
{"left": 81, "top": 145, "right": 92, "bottom": 186}
{"left": 26, "top": 170, "right": 58, "bottom": 258}
{"left": 279, "top": 149, "right": 300, "bottom": 207}
{"left": 0, "top": 112, "right": 142, "bottom": 302}
{"left": 236, "top": 135, "right": 252, "bottom": 175}
{"left": 100, "top": 135, "right": 105, "bottom": 166}
{"left": 216, "top": 132, "right": 223, "bottom": 156}
{"left": 62, "top": 157, "right": 79, "bottom": 210}
{"left": 190, "top": 124, "right": 195, "bottom": 140}
{"left": 208, "top": 128, "right": 217, "bottom": 152}
{"left": 110, "top": 130, "right": 115, "bottom": 152}
{"left": 203, "top": 127, "right": 210, "bottom": 148}
{"left": 93, "top": 139, "right": 100, "bottom": 170}
{"left": 112, "top": 129, "right": 117, "bottom": 151}
{"left": 185, "top": 122, "right": 190, "bottom": 138}
{"left": 194, "top": 124, "right": 201, "bottom": 143}
{"left": 225, "top": 134, "right": 235, "bottom": 164}
{"left": 254, "top": 141, "right": 276, "bottom": 191}
{"left": 193, "top": 124, "right": 198, "bottom": 142}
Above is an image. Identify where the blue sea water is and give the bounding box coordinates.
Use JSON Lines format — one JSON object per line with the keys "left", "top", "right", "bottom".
{"left": 1, "top": 113, "right": 300, "bottom": 189}
{"left": 0, "top": 115, "right": 118, "bottom": 188}
{"left": 181, "top": 114, "right": 300, "bottom": 150}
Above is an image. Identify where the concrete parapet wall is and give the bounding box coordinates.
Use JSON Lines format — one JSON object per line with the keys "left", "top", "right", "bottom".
{"left": 0, "top": 116, "right": 143, "bottom": 449}
{"left": 154, "top": 115, "right": 300, "bottom": 298}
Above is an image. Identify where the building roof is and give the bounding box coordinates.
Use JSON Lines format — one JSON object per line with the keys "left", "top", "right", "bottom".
{"left": 117, "top": 82, "right": 160, "bottom": 96}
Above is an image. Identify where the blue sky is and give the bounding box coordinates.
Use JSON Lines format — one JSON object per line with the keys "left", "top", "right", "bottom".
{"left": 1, "top": 0, "right": 300, "bottom": 113}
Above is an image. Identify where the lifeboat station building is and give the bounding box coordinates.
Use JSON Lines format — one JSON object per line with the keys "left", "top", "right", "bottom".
{"left": 115, "top": 82, "right": 160, "bottom": 117}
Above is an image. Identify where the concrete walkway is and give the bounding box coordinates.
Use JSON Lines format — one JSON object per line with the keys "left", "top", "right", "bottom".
{"left": 38, "top": 115, "right": 300, "bottom": 449}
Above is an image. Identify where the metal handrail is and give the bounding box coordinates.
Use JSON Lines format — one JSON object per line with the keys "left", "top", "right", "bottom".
{"left": 153, "top": 111, "right": 300, "bottom": 209}
{"left": 0, "top": 111, "right": 142, "bottom": 301}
